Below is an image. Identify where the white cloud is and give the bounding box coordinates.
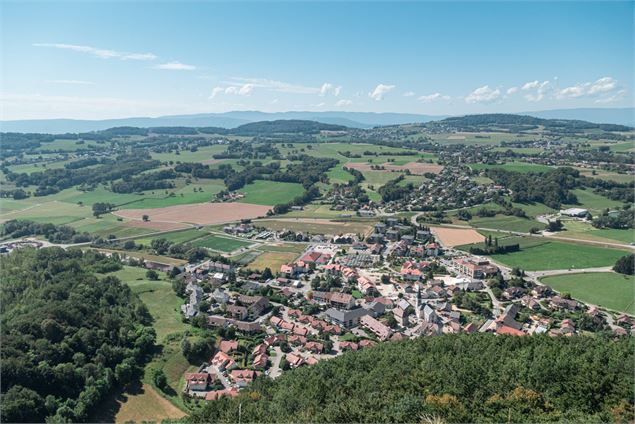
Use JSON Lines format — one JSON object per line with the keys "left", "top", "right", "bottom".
{"left": 506, "top": 87, "right": 519, "bottom": 95}
{"left": 465, "top": 85, "right": 501, "bottom": 104}
{"left": 595, "top": 89, "right": 626, "bottom": 104}
{"left": 33, "top": 43, "right": 156, "bottom": 60}
{"left": 228, "top": 77, "right": 319, "bottom": 94}
{"left": 556, "top": 76, "right": 619, "bottom": 99}
{"left": 403, "top": 91, "right": 415, "bottom": 97}
{"left": 47, "top": 79, "right": 95, "bottom": 85}
{"left": 335, "top": 99, "right": 353, "bottom": 107}
{"left": 319, "top": 83, "right": 342, "bottom": 97}
{"left": 519, "top": 80, "right": 551, "bottom": 102}
{"left": 417, "top": 92, "right": 450, "bottom": 103}
{"left": 209, "top": 83, "right": 253, "bottom": 98}
{"left": 154, "top": 61, "right": 196, "bottom": 71}
{"left": 369, "top": 84, "right": 395, "bottom": 101}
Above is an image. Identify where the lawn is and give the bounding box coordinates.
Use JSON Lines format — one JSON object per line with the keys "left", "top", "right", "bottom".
{"left": 247, "top": 251, "right": 300, "bottom": 271}
{"left": 540, "top": 272, "right": 635, "bottom": 314}
{"left": 150, "top": 144, "right": 228, "bottom": 163}
{"left": 483, "top": 238, "right": 628, "bottom": 271}
{"left": 565, "top": 188, "right": 626, "bottom": 213}
{"left": 560, "top": 220, "right": 635, "bottom": 244}
{"left": 469, "top": 215, "right": 546, "bottom": 233}
{"left": 239, "top": 180, "right": 305, "bottom": 206}
{"left": 191, "top": 234, "right": 252, "bottom": 252}
{"left": 133, "top": 228, "right": 208, "bottom": 246}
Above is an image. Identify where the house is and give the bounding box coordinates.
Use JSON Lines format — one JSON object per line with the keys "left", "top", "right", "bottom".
{"left": 359, "top": 315, "right": 392, "bottom": 341}
{"left": 205, "top": 387, "right": 239, "bottom": 401}
{"left": 329, "top": 292, "right": 356, "bottom": 309}
{"left": 401, "top": 234, "right": 415, "bottom": 245}
{"left": 185, "top": 373, "right": 214, "bottom": 392}
{"left": 550, "top": 296, "right": 581, "bottom": 311}
{"left": 363, "top": 301, "right": 386, "bottom": 317}
{"left": 286, "top": 353, "right": 305, "bottom": 368}
{"left": 238, "top": 295, "right": 270, "bottom": 318}
{"left": 496, "top": 325, "right": 526, "bottom": 336}
{"left": 385, "top": 229, "right": 400, "bottom": 241}
{"left": 422, "top": 305, "right": 438, "bottom": 323}
{"left": 304, "top": 341, "right": 325, "bottom": 353}
{"left": 416, "top": 229, "right": 431, "bottom": 240}
{"left": 375, "top": 222, "right": 387, "bottom": 233}
{"left": 425, "top": 242, "right": 442, "bottom": 256}
{"left": 325, "top": 307, "right": 369, "bottom": 328}
{"left": 219, "top": 340, "right": 239, "bottom": 354}
{"left": 386, "top": 218, "right": 398, "bottom": 227}
{"left": 212, "top": 351, "right": 236, "bottom": 371}
{"left": 531, "top": 285, "right": 552, "bottom": 298}
{"left": 495, "top": 304, "right": 523, "bottom": 330}
{"left": 232, "top": 320, "right": 263, "bottom": 334}
{"left": 339, "top": 341, "right": 359, "bottom": 351}
{"left": 212, "top": 288, "right": 230, "bottom": 304}
{"left": 393, "top": 307, "right": 409, "bottom": 327}
{"left": 264, "top": 334, "right": 285, "bottom": 347}
{"left": 227, "top": 305, "right": 248, "bottom": 321}
{"left": 520, "top": 295, "right": 541, "bottom": 310}
{"left": 288, "top": 335, "right": 308, "bottom": 345}
{"left": 293, "top": 325, "right": 309, "bottom": 336}
{"left": 208, "top": 315, "right": 229, "bottom": 329}
{"left": 357, "top": 277, "right": 376, "bottom": 295}
{"left": 358, "top": 339, "right": 376, "bottom": 348}
{"left": 453, "top": 258, "right": 498, "bottom": 279}
{"left": 502, "top": 286, "right": 525, "bottom": 300}
{"left": 230, "top": 369, "right": 258, "bottom": 387}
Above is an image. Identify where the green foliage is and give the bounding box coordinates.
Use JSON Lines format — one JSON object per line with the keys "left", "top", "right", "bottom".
{"left": 187, "top": 334, "right": 633, "bottom": 423}
{"left": 613, "top": 254, "right": 634, "bottom": 275}
{"left": 0, "top": 247, "right": 155, "bottom": 422}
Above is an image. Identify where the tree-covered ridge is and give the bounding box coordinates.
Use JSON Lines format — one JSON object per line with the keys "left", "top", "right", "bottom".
{"left": 431, "top": 113, "right": 632, "bottom": 132}
{"left": 188, "top": 334, "right": 633, "bottom": 423}
{"left": 0, "top": 248, "right": 155, "bottom": 423}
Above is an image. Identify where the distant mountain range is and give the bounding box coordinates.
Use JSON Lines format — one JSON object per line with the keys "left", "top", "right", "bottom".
{"left": 1, "top": 108, "right": 632, "bottom": 133}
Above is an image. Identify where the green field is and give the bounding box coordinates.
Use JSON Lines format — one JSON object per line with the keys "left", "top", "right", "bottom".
{"left": 150, "top": 144, "right": 228, "bottom": 163}
{"left": 565, "top": 188, "right": 626, "bottom": 213}
{"left": 133, "top": 228, "right": 208, "bottom": 246}
{"left": 239, "top": 180, "right": 305, "bottom": 206}
{"left": 560, "top": 220, "right": 635, "bottom": 244}
{"left": 191, "top": 234, "right": 252, "bottom": 252}
{"left": 540, "top": 272, "right": 635, "bottom": 314}
{"left": 468, "top": 161, "right": 554, "bottom": 173}
{"left": 469, "top": 215, "right": 546, "bottom": 233}
{"left": 460, "top": 236, "right": 628, "bottom": 271}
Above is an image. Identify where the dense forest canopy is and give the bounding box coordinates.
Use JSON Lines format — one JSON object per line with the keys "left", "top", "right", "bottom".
{"left": 0, "top": 248, "right": 155, "bottom": 423}
{"left": 188, "top": 334, "right": 634, "bottom": 423}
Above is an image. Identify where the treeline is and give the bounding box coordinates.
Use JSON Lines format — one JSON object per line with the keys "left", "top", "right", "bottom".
{"left": 593, "top": 208, "right": 635, "bottom": 229}
{"left": 378, "top": 175, "right": 414, "bottom": 202}
{"left": 0, "top": 248, "right": 155, "bottom": 423}
{"left": 469, "top": 235, "right": 520, "bottom": 255}
{"left": 1, "top": 220, "right": 92, "bottom": 244}
{"left": 213, "top": 142, "right": 281, "bottom": 160}
{"left": 187, "top": 334, "right": 634, "bottom": 423}
{"left": 485, "top": 167, "right": 580, "bottom": 209}
{"left": 110, "top": 169, "right": 176, "bottom": 193}
{"left": 4, "top": 154, "right": 161, "bottom": 196}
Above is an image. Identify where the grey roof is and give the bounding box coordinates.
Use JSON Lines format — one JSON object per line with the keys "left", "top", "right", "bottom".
{"left": 325, "top": 307, "right": 369, "bottom": 322}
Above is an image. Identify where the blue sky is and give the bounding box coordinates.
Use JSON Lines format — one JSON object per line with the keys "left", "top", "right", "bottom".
{"left": 1, "top": 1, "right": 633, "bottom": 119}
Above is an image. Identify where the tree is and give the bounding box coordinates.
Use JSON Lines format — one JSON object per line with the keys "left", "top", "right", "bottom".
{"left": 613, "top": 254, "right": 634, "bottom": 275}
{"left": 381, "top": 274, "right": 391, "bottom": 285}
{"left": 92, "top": 202, "right": 115, "bottom": 217}
{"left": 151, "top": 238, "right": 171, "bottom": 255}
{"left": 152, "top": 369, "right": 169, "bottom": 393}
{"left": 146, "top": 269, "right": 159, "bottom": 280}
{"left": 142, "top": 214, "right": 150, "bottom": 222}
{"left": 0, "top": 386, "right": 46, "bottom": 423}
{"left": 547, "top": 219, "right": 563, "bottom": 232}
{"left": 262, "top": 267, "right": 273, "bottom": 280}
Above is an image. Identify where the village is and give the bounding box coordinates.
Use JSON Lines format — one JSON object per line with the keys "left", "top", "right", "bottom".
{"left": 175, "top": 216, "right": 635, "bottom": 402}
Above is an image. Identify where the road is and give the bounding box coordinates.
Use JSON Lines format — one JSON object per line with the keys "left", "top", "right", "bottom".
{"left": 268, "top": 347, "right": 283, "bottom": 379}
{"left": 527, "top": 266, "right": 614, "bottom": 279}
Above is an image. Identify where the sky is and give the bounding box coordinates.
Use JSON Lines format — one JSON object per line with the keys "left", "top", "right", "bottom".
{"left": 1, "top": 1, "right": 633, "bottom": 120}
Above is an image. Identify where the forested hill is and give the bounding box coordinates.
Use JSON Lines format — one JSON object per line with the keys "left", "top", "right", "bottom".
{"left": 0, "top": 248, "right": 156, "bottom": 423}
{"left": 188, "top": 334, "right": 634, "bottom": 423}
{"left": 427, "top": 113, "right": 632, "bottom": 132}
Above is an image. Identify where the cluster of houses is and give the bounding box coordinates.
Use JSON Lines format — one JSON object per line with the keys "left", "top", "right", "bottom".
{"left": 175, "top": 218, "right": 633, "bottom": 404}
